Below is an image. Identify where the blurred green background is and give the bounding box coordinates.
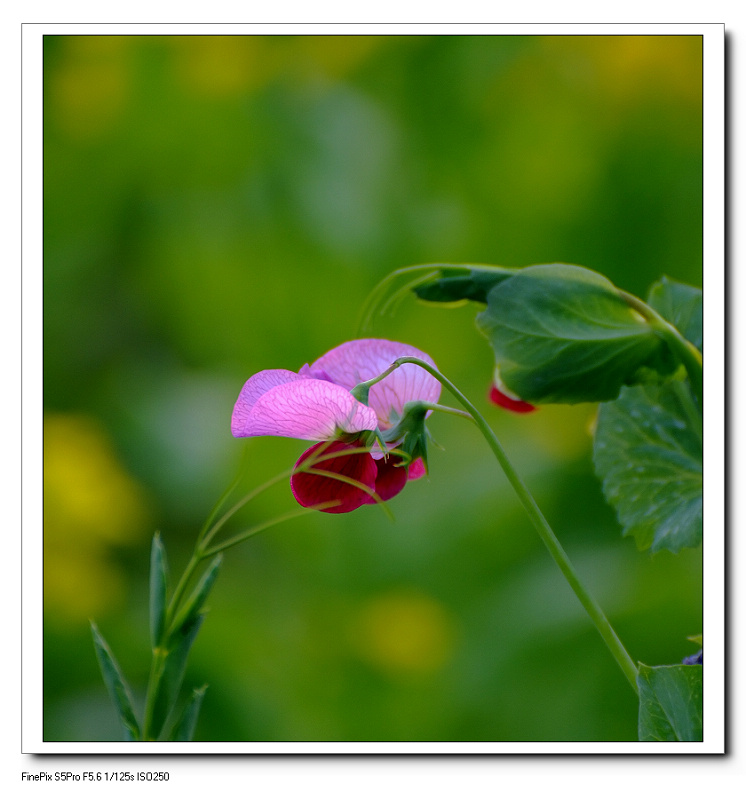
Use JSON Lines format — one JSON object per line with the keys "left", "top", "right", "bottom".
{"left": 43, "top": 34, "right": 703, "bottom": 742}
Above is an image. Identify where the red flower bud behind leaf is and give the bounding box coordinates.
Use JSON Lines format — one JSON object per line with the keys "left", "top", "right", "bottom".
{"left": 489, "top": 384, "right": 536, "bottom": 414}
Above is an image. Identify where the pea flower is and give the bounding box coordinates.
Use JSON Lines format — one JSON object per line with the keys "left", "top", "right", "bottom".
{"left": 231, "top": 339, "right": 441, "bottom": 513}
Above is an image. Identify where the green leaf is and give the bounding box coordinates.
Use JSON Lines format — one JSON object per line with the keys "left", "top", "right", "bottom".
{"left": 169, "top": 685, "right": 208, "bottom": 742}
{"left": 149, "top": 533, "right": 169, "bottom": 649}
{"left": 594, "top": 381, "right": 702, "bottom": 553}
{"left": 90, "top": 621, "right": 141, "bottom": 741}
{"left": 646, "top": 276, "right": 703, "bottom": 351}
{"left": 150, "top": 614, "right": 205, "bottom": 740}
{"left": 637, "top": 664, "right": 703, "bottom": 742}
{"left": 413, "top": 265, "right": 516, "bottom": 304}
{"left": 475, "top": 263, "right": 678, "bottom": 404}
{"left": 168, "top": 555, "right": 222, "bottom": 638}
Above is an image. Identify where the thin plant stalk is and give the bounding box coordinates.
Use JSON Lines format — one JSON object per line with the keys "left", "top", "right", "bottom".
{"left": 356, "top": 356, "right": 640, "bottom": 693}
{"left": 140, "top": 434, "right": 415, "bottom": 739}
{"left": 618, "top": 289, "right": 703, "bottom": 404}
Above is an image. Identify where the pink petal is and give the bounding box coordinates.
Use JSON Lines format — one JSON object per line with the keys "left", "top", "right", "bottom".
{"left": 291, "top": 441, "right": 378, "bottom": 514}
{"left": 407, "top": 458, "right": 427, "bottom": 481}
{"left": 309, "top": 339, "right": 441, "bottom": 427}
{"left": 489, "top": 384, "right": 536, "bottom": 414}
{"left": 233, "top": 378, "right": 378, "bottom": 440}
{"left": 231, "top": 369, "right": 303, "bottom": 436}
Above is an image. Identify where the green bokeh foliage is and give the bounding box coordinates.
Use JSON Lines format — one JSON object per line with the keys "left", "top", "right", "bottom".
{"left": 43, "top": 34, "right": 703, "bottom": 742}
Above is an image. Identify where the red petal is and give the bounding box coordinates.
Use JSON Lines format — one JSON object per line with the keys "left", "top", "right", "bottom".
{"left": 489, "top": 385, "right": 536, "bottom": 414}
{"left": 291, "top": 441, "right": 377, "bottom": 514}
{"left": 364, "top": 456, "right": 409, "bottom": 504}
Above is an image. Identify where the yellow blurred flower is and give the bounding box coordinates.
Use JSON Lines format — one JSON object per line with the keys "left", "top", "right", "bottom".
{"left": 172, "top": 35, "right": 270, "bottom": 97}
{"left": 44, "top": 414, "right": 151, "bottom": 622}
{"left": 48, "top": 36, "right": 131, "bottom": 140}
{"left": 350, "top": 589, "right": 456, "bottom": 676}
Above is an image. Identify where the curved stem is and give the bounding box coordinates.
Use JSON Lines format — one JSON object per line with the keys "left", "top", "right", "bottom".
{"left": 195, "top": 444, "right": 250, "bottom": 549}
{"left": 200, "top": 503, "right": 338, "bottom": 557}
{"left": 663, "top": 330, "right": 704, "bottom": 404}
{"left": 199, "top": 468, "right": 294, "bottom": 552}
{"left": 390, "top": 356, "right": 640, "bottom": 694}
{"left": 419, "top": 402, "right": 475, "bottom": 422}
{"left": 618, "top": 289, "right": 703, "bottom": 404}
{"left": 358, "top": 262, "right": 511, "bottom": 332}
{"left": 170, "top": 443, "right": 390, "bottom": 625}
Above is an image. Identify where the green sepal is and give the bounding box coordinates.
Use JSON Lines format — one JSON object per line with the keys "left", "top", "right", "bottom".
{"left": 476, "top": 263, "right": 679, "bottom": 404}
{"left": 637, "top": 663, "right": 703, "bottom": 742}
{"left": 150, "top": 614, "right": 205, "bottom": 741}
{"left": 90, "top": 621, "right": 141, "bottom": 741}
{"left": 381, "top": 401, "right": 431, "bottom": 472}
{"left": 168, "top": 555, "right": 222, "bottom": 639}
{"left": 359, "top": 426, "right": 388, "bottom": 457}
{"left": 149, "top": 533, "right": 169, "bottom": 649}
{"left": 593, "top": 381, "right": 702, "bottom": 553}
{"left": 646, "top": 276, "right": 703, "bottom": 352}
{"left": 688, "top": 634, "right": 703, "bottom": 647}
{"left": 413, "top": 265, "right": 517, "bottom": 304}
{"left": 169, "top": 685, "right": 208, "bottom": 742}
{"left": 350, "top": 382, "right": 370, "bottom": 405}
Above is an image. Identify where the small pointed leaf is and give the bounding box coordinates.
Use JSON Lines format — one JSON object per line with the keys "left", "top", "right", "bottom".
{"left": 169, "top": 555, "right": 222, "bottom": 637}
{"left": 149, "top": 533, "right": 169, "bottom": 649}
{"left": 90, "top": 621, "right": 141, "bottom": 740}
{"left": 150, "top": 614, "right": 205, "bottom": 740}
{"left": 413, "top": 265, "right": 516, "bottom": 304}
{"left": 170, "top": 685, "right": 208, "bottom": 742}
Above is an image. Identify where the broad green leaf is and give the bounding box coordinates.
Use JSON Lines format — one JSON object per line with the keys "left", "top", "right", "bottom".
{"left": 150, "top": 614, "right": 205, "bottom": 741}
{"left": 169, "top": 685, "right": 207, "bottom": 742}
{"left": 168, "top": 555, "right": 222, "bottom": 638}
{"left": 149, "top": 533, "right": 169, "bottom": 649}
{"left": 90, "top": 621, "right": 141, "bottom": 741}
{"left": 647, "top": 276, "right": 703, "bottom": 351}
{"left": 476, "top": 264, "right": 679, "bottom": 404}
{"left": 593, "top": 381, "right": 702, "bottom": 553}
{"left": 413, "top": 265, "right": 516, "bottom": 304}
{"left": 637, "top": 664, "right": 703, "bottom": 742}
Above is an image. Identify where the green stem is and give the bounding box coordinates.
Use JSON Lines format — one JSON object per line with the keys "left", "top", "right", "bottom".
{"left": 170, "top": 442, "right": 397, "bottom": 624}
{"left": 141, "top": 462, "right": 328, "bottom": 740}
{"left": 419, "top": 402, "right": 475, "bottom": 422}
{"left": 358, "top": 262, "right": 510, "bottom": 331}
{"left": 200, "top": 468, "right": 294, "bottom": 551}
{"left": 619, "top": 289, "right": 703, "bottom": 404}
{"left": 141, "top": 549, "right": 202, "bottom": 740}
{"left": 664, "top": 331, "right": 703, "bottom": 404}
{"left": 141, "top": 646, "right": 167, "bottom": 741}
{"left": 390, "top": 356, "right": 640, "bottom": 694}
{"left": 195, "top": 444, "right": 250, "bottom": 549}
{"left": 166, "top": 553, "right": 202, "bottom": 626}
{"left": 200, "top": 503, "right": 337, "bottom": 557}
